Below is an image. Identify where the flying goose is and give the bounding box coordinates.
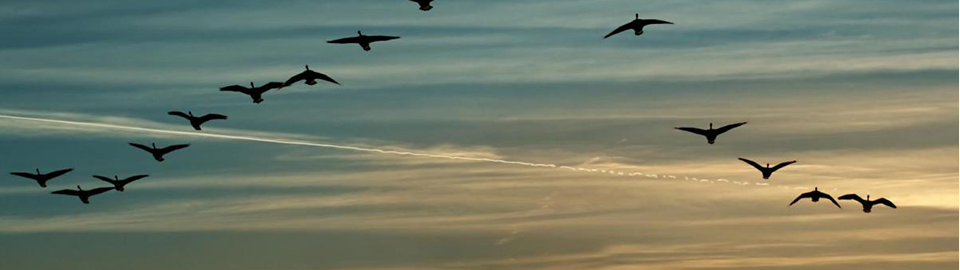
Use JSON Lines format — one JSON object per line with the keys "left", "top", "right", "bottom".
{"left": 409, "top": 0, "right": 434, "bottom": 11}
{"left": 789, "top": 187, "right": 841, "bottom": 209}
{"left": 281, "top": 65, "right": 340, "bottom": 88}
{"left": 220, "top": 82, "right": 284, "bottom": 104}
{"left": 51, "top": 185, "right": 114, "bottom": 204}
{"left": 838, "top": 194, "right": 896, "bottom": 213}
{"left": 93, "top": 174, "right": 149, "bottom": 192}
{"left": 604, "top": 13, "right": 673, "bottom": 39}
{"left": 327, "top": 31, "right": 400, "bottom": 51}
{"left": 168, "top": 111, "right": 228, "bottom": 130}
{"left": 128, "top": 142, "right": 190, "bottom": 162}
{"left": 10, "top": 168, "right": 73, "bottom": 187}
{"left": 738, "top": 158, "right": 796, "bottom": 180}
{"left": 675, "top": 122, "right": 747, "bottom": 144}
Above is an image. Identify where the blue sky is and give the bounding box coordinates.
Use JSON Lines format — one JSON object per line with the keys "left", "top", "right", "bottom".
{"left": 0, "top": 0, "right": 957, "bottom": 269}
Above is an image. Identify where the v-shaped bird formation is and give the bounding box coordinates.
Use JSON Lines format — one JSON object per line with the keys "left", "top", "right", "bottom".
{"left": 7, "top": 0, "right": 896, "bottom": 214}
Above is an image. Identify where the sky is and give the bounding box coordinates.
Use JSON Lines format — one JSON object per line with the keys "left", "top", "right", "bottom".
{"left": 0, "top": 0, "right": 957, "bottom": 269}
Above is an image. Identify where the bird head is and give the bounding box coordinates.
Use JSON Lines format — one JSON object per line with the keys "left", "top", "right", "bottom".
{"left": 35, "top": 168, "right": 40, "bottom": 174}
{"left": 708, "top": 123, "right": 714, "bottom": 130}
{"left": 188, "top": 111, "right": 194, "bottom": 117}
{"left": 114, "top": 175, "right": 120, "bottom": 181}
{"left": 766, "top": 163, "right": 770, "bottom": 168}
{"left": 357, "top": 30, "right": 363, "bottom": 36}
{"left": 305, "top": 65, "right": 311, "bottom": 70}
{"left": 151, "top": 143, "right": 157, "bottom": 149}
{"left": 635, "top": 13, "right": 639, "bottom": 20}
{"left": 249, "top": 82, "right": 255, "bottom": 88}
{"left": 76, "top": 185, "right": 83, "bottom": 191}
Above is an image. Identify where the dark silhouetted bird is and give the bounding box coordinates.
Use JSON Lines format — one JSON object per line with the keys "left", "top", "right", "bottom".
{"left": 327, "top": 31, "right": 400, "bottom": 51}
{"left": 675, "top": 122, "right": 747, "bottom": 144}
{"left": 409, "top": 0, "right": 434, "bottom": 11}
{"left": 281, "top": 65, "right": 340, "bottom": 88}
{"left": 168, "top": 111, "right": 227, "bottom": 130}
{"left": 838, "top": 194, "right": 896, "bottom": 213}
{"left": 790, "top": 187, "right": 841, "bottom": 209}
{"left": 10, "top": 168, "right": 73, "bottom": 188}
{"left": 604, "top": 13, "right": 673, "bottom": 39}
{"left": 220, "top": 82, "right": 284, "bottom": 104}
{"left": 51, "top": 185, "right": 114, "bottom": 204}
{"left": 738, "top": 158, "right": 796, "bottom": 180}
{"left": 129, "top": 142, "right": 190, "bottom": 162}
{"left": 93, "top": 174, "right": 149, "bottom": 192}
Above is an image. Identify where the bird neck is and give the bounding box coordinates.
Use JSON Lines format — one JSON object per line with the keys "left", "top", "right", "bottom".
{"left": 305, "top": 65, "right": 310, "bottom": 70}
{"left": 36, "top": 168, "right": 40, "bottom": 174}
{"left": 766, "top": 163, "right": 770, "bottom": 168}
{"left": 635, "top": 13, "right": 639, "bottom": 20}
{"left": 151, "top": 143, "right": 157, "bottom": 149}
{"left": 709, "top": 123, "right": 713, "bottom": 130}
{"left": 188, "top": 111, "right": 194, "bottom": 117}
{"left": 77, "top": 185, "right": 82, "bottom": 192}
{"left": 250, "top": 82, "right": 255, "bottom": 88}
{"left": 115, "top": 175, "right": 120, "bottom": 181}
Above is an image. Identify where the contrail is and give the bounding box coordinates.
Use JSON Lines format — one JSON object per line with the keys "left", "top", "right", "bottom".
{"left": 0, "top": 113, "right": 804, "bottom": 190}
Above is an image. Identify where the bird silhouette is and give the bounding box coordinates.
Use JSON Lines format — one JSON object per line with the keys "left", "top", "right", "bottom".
{"left": 10, "top": 168, "right": 73, "bottom": 188}
{"left": 168, "top": 111, "right": 227, "bottom": 130}
{"left": 128, "top": 142, "right": 190, "bottom": 162}
{"left": 220, "top": 82, "right": 284, "bottom": 104}
{"left": 327, "top": 31, "right": 400, "bottom": 51}
{"left": 51, "top": 185, "right": 114, "bottom": 204}
{"left": 409, "top": 0, "right": 434, "bottom": 11}
{"left": 281, "top": 65, "right": 340, "bottom": 89}
{"left": 789, "top": 187, "right": 841, "bottom": 209}
{"left": 738, "top": 158, "right": 796, "bottom": 180}
{"left": 93, "top": 174, "right": 149, "bottom": 192}
{"left": 838, "top": 194, "right": 896, "bottom": 213}
{"left": 604, "top": 13, "right": 673, "bottom": 39}
{"left": 675, "top": 122, "right": 747, "bottom": 144}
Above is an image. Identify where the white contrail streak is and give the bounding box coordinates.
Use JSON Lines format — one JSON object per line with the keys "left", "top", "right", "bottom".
{"left": 0, "top": 113, "right": 808, "bottom": 190}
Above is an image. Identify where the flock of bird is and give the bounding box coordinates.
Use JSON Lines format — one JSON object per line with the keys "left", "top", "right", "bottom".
{"left": 9, "top": 0, "right": 896, "bottom": 214}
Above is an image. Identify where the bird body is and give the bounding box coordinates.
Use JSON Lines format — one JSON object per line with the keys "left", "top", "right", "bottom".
{"left": 790, "top": 187, "right": 841, "bottom": 209}
{"left": 168, "top": 111, "right": 227, "bottom": 130}
{"left": 675, "top": 122, "right": 747, "bottom": 144}
{"left": 604, "top": 13, "right": 673, "bottom": 39}
{"left": 281, "top": 65, "right": 340, "bottom": 88}
{"left": 10, "top": 168, "right": 73, "bottom": 187}
{"left": 129, "top": 142, "right": 190, "bottom": 162}
{"left": 838, "top": 194, "right": 896, "bottom": 213}
{"left": 51, "top": 185, "right": 114, "bottom": 204}
{"left": 327, "top": 31, "right": 400, "bottom": 51}
{"left": 220, "top": 82, "right": 284, "bottom": 103}
{"left": 93, "top": 174, "right": 149, "bottom": 192}
{"left": 738, "top": 158, "right": 796, "bottom": 179}
{"left": 409, "top": 0, "right": 434, "bottom": 11}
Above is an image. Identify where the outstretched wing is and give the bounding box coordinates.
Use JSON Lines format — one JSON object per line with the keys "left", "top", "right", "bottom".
{"left": 639, "top": 19, "right": 674, "bottom": 26}
{"left": 738, "top": 157, "right": 765, "bottom": 171}
{"left": 260, "top": 82, "right": 285, "bottom": 91}
{"left": 838, "top": 194, "right": 865, "bottom": 203}
{"left": 675, "top": 127, "right": 708, "bottom": 136}
{"left": 128, "top": 142, "right": 153, "bottom": 152}
{"left": 368, "top": 35, "right": 400, "bottom": 42}
{"left": 44, "top": 168, "right": 74, "bottom": 179}
{"left": 874, "top": 198, "right": 897, "bottom": 209}
{"left": 604, "top": 21, "right": 635, "bottom": 39}
{"left": 10, "top": 172, "right": 40, "bottom": 180}
{"left": 219, "top": 85, "right": 249, "bottom": 93}
{"left": 715, "top": 122, "right": 747, "bottom": 134}
{"left": 309, "top": 70, "right": 340, "bottom": 85}
{"left": 328, "top": 36, "right": 363, "bottom": 44}
{"left": 121, "top": 174, "right": 150, "bottom": 184}
{"left": 789, "top": 192, "right": 812, "bottom": 206}
{"left": 167, "top": 111, "right": 191, "bottom": 120}
{"left": 823, "top": 194, "right": 842, "bottom": 209}
{"left": 92, "top": 175, "right": 115, "bottom": 183}
{"left": 282, "top": 71, "right": 310, "bottom": 87}
{"left": 198, "top": 114, "right": 228, "bottom": 123}
{"left": 158, "top": 144, "right": 190, "bottom": 155}
{"left": 51, "top": 189, "right": 81, "bottom": 196}
{"left": 86, "top": 187, "right": 115, "bottom": 196}
{"left": 770, "top": 160, "right": 797, "bottom": 171}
